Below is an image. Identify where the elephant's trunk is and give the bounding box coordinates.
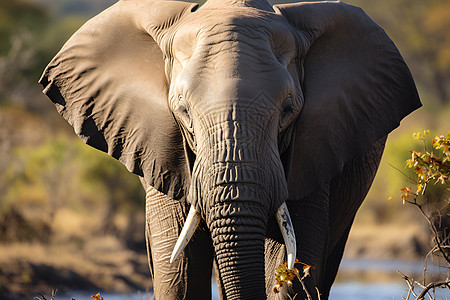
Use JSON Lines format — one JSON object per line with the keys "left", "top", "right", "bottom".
{"left": 197, "top": 159, "right": 272, "bottom": 298}
{"left": 185, "top": 118, "right": 291, "bottom": 298}
{"left": 208, "top": 200, "right": 267, "bottom": 299}
{"left": 171, "top": 180, "right": 279, "bottom": 298}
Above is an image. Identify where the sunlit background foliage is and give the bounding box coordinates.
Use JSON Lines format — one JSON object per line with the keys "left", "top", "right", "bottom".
{"left": 0, "top": 0, "right": 449, "bottom": 297}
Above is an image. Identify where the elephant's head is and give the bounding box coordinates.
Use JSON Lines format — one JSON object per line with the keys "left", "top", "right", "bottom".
{"left": 40, "top": 0, "right": 420, "bottom": 298}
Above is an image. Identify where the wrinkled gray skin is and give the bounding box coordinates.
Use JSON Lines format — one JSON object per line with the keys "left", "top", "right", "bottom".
{"left": 40, "top": 0, "right": 421, "bottom": 299}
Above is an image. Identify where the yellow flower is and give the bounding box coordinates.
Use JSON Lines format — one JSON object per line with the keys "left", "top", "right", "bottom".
{"left": 91, "top": 293, "right": 104, "bottom": 300}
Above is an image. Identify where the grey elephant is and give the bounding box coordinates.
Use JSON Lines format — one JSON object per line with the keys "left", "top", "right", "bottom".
{"left": 39, "top": 0, "right": 421, "bottom": 299}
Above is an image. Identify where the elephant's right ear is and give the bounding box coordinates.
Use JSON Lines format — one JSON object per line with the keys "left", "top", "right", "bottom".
{"left": 39, "top": 0, "right": 198, "bottom": 199}
{"left": 274, "top": 1, "right": 422, "bottom": 199}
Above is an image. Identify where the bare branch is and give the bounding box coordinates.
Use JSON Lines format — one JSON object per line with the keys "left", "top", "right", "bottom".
{"left": 315, "top": 287, "right": 322, "bottom": 300}
{"left": 407, "top": 196, "right": 450, "bottom": 264}
{"left": 398, "top": 271, "right": 419, "bottom": 298}
{"left": 416, "top": 279, "right": 450, "bottom": 300}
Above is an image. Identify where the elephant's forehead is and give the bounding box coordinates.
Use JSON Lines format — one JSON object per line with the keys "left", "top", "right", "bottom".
{"left": 174, "top": 8, "right": 296, "bottom": 55}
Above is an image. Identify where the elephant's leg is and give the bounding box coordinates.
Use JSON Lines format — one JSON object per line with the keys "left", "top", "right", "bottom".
{"left": 142, "top": 181, "right": 214, "bottom": 299}
{"left": 264, "top": 185, "right": 330, "bottom": 300}
{"left": 319, "top": 223, "right": 352, "bottom": 299}
{"left": 290, "top": 185, "right": 330, "bottom": 299}
{"left": 321, "top": 135, "right": 388, "bottom": 296}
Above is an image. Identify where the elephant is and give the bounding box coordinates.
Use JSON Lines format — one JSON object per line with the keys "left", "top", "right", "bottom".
{"left": 39, "top": 0, "right": 421, "bottom": 299}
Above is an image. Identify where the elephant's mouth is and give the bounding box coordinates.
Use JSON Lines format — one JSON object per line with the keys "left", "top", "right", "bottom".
{"left": 169, "top": 201, "right": 296, "bottom": 270}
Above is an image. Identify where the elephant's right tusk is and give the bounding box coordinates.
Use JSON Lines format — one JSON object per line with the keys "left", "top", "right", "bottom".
{"left": 275, "top": 202, "right": 297, "bottom": 270}
{"left": 170, "top": 205, "right": 201, "bottom": 263}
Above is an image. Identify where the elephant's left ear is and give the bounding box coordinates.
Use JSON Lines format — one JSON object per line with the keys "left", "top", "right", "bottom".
{"left": 274, "top": 2, "right": 422, "bottom": 199}
{"left": 39, "top": 0, "right": 198, "bottom": 199}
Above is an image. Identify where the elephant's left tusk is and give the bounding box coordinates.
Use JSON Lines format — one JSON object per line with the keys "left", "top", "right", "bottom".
{"left": 275, "top": 202, "right": 297, "bottom": 270}
{"left": 170, "top": 205, "right": 201, "bottom": 263}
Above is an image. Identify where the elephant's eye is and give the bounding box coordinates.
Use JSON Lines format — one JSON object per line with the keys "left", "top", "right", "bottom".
{"left": 279, "top": 96, "right": 295, "bottom": 130}
{"left": 175, "top": 95, "right": 193, "bottom": 131}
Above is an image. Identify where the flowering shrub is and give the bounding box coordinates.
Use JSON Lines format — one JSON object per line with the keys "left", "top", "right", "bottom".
{"left": 391, "top": 131, "right": 449, "bottom": 203}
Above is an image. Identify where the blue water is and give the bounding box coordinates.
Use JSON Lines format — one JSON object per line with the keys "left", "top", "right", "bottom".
{"left": 330, "top": 282, "right": 449, "bottom": 300}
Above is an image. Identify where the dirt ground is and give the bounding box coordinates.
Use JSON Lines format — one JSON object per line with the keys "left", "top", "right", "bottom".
{"left": 0, "top": 237, "right": 152, "bottom": 299}
{"left": 343, "top": 219, "right": 430, "bottom": 261}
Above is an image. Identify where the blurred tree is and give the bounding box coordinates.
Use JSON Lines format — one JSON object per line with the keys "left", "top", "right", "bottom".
{"left": 0, "top": 1, "right": 49, "bottom": 55}
{"left": 1, "top": 130, "right": 145, "bottom": 244}
{"left": 0, "top": 0, "right": 49, "bottom": 106}
{"left": 15, "top": 136, "right": 79, "bottom": 224}
{"left": 1, "top": 134, "right": 80, "bottom": 244}
{"left": 0, "top": 107, "right": 47, "bottom": 212}
{"left": 0, "top": 0, "right": 85, "bottom": 111}
{"left": 0, "top": 107, "right": 52, "bottom": 242}
{"left": 80, "top": 146, "right": 145, "bottom": 236}
{"left": 424, "top": 0, "right": 450, "bottom": 101}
